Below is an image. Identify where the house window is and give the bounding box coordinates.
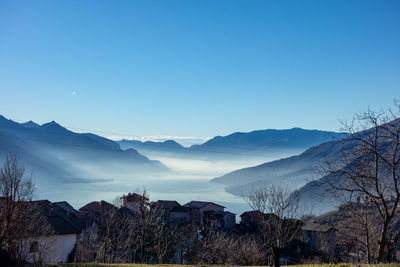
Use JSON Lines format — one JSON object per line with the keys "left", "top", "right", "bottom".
{"left": 30, "top": 241, "right": 38, "bottom": 253}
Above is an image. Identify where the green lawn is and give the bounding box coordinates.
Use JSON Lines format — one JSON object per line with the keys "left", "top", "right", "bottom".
{"left": 41, "top": 263, "right": 400, "bottom": 267}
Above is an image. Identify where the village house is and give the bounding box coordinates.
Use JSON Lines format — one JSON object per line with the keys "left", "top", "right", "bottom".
{"left": 78, "top": 200, "right": 116, "bottom": 219}
{"left": 121, "top": 192, "right": 149, "bottom": 212}
{"left": 169, "top": 204, "right": 192, "bottom": 224}
{"left": 183, "top": 201, "right": 236, "bottom": 230}
{"left": 237, "top": 211, "right": 330, "bottom": 263}
{"left": 238, "top": 210, "right": 281, "bottom": 234}
{"left": 2, "top": 194, "right": 249, "bottom": 264}
{"left": 183, "top": 201, "right": 224, "bottom": 221}
{"left": 9, "top": 199, "right": 128, "bottom": 264}
{"left": 239, "top": 210, "right": 263, "bottom": 232}
{"left": 204, "top": 210, "right": 236, "bottom": 230}
{"left": 14, "top": 200, "right": 86, "bottom": 264}
{"left": 151, "top": 200, "right": 236, "bottom": 229}
{"left": 301, "top": 221, "right": 336, "bottom": 259}
{"left": 151, "top": 200, "right": 191, "bottom": 225}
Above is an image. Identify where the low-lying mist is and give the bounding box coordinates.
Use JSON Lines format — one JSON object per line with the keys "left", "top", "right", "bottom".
{"left": 0, "top": 116, "right": 345, "bottom": 216}
{"left": 35, "top": 147, "right": 302, "bottom": 215}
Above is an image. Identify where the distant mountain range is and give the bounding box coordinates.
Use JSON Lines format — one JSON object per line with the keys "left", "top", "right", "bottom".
{"left": 118, "top": 128, "right": 347, "bottom": 160}
{"left": 192, "top": 128, "right": 346, "bottom": 151}
{"left": 0, "top": 114, "right": 351, "bottom": 213}
{"left": 0, "top": 115, "right": 167, "bottom": 187}
{"left": 211, "top": 121, "right": 400, "bottom": 214}
{"left": 211, "top": 138, "right": 350, "bottom": 213}
{"left": 118, "top": 139, "right": 184, "bottom": 152}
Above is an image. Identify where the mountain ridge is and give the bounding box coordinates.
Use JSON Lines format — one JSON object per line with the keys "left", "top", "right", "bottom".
{"left": 0, "top": 115, "right": 168, "bottom": 188}
{"left": 210, "top": 121, "right": 400, "bottom": 213}
{"left": 118, "top": 128, "right": 347, "bottom": 160}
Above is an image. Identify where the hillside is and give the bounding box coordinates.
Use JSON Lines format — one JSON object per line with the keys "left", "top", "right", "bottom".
{"left": 0, "top": 115, "right": 168, "bottom": 186}
{"left": 211, "top": 135, "right": 357, "bottom": 213}
{"left": 212, "top": 119, "right": 400, "bottom": 213}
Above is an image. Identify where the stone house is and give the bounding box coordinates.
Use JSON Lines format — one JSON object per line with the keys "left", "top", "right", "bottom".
{"left": 151, "top": 200, "right": 191, "bottom": 225}
{"left": 204, "top": 210, "right": 236, "bottom": 230}
{"left": 301, "top": 221, "right": 336, "bottom": 259}
{"left": 183, "top": 201, "right": 225, "bottom": 221}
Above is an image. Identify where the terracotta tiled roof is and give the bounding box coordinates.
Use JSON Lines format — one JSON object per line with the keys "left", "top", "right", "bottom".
{"left": 79, "top": 200, "right": 115, "bottom": 215}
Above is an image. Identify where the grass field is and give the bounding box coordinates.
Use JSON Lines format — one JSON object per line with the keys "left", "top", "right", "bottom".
{"left": 40, "top": 263, "right": 400, "bottom": 267}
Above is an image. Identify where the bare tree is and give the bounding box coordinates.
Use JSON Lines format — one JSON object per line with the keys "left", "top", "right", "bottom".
{"left": 11, "top": 201, "right": 53, "bottom": 263}
{"left": 153, "top": 221, "right": 181, "bottom": 263}
{"left": 242, "top": 184, "right": 301, "bottom": 267}
{"left": 235, "top": 235, "right": 267, "bottom": 265}
{"left": 129, "top": 189, "right": 164, "bottom": 263}
{"left": 184, "top": 222, "right": 237, "bottom": 265}
{"left": 324, "top": 104, "right": 400, "bottom": 262}
{"left": 172, "top": 222, "right": 198, "bottom": 264}
{"left": 0, "top": 154, "right": 35, "bottom": 249}
{"left": 0, "top": 154, "right": 53, "bottom": 263}
{"left": 76, "top": 196, "right": 141, "bottom": 263}
{"left": 333, "top": 193, "right": 380, "bottom": 263}
{"left": 76, "top": 189, "right": 174, "bottom": 264}
{"left": 75, "top": 225, "right": 98, "bottom": 263}
{"left": 97, "top": 198, "right": 122, "bottom": 263}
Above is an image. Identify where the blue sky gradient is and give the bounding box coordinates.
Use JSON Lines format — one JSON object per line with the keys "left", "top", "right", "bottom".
{"left": 1, "top": 0, "right": 399, "bottom": 140}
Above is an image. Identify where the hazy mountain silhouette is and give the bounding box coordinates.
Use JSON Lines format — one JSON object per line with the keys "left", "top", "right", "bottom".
{"left": 210, "top": 136, "right": 352, "bottom": 213}
{"left": 193, "top": 128, "right": 346, "bottom": 151}
{"left": 212, "top": 120, "right": 400, "bottom": 213}
{"left": 0, "top": 115, "right": 168, "bottom": 187}
{"left": 118, "top": 128, "right": 346, "bottom": 160}
{"left": 21, "top": 120, "right": 40, "bottom": 129}
{"left": 119, "top": 139, "right": 184, "bottom": 151}
{"left": 212, "top": 138, "right": 346, "bottom": 185}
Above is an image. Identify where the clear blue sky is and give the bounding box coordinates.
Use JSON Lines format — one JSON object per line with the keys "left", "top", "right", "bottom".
{"left": 1, "top": 0, "right": 399, "bottom": 140}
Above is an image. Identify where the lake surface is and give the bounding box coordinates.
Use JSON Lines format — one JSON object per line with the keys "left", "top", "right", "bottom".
{"left": 37, "top": 151, "right": 299, "bottom": 216}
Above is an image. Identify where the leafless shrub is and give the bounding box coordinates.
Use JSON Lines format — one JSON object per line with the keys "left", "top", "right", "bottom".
{"left": 242, "top": 184, "right": 302, "bottom": 267}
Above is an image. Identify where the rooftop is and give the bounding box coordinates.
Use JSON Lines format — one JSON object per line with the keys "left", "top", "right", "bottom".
{"left": 153, "top": 200, "right": 180, "bottom": 210}
{"left": 171, "top": 205, "right": 191, "bottom": 213}
{"left": 53, "top": 201, "right": 78, "bottom": 215}
{"left": 302, "top": 222, "right": 333, "bottom": 233}
{"left": 183, "top": 201, "right": 225, "bottom": 209}
{"left": 79, "top": 200, "right": 116, "bottom": 215}
{"left": 46, "top": 215, "right": 83, "bottom": 235}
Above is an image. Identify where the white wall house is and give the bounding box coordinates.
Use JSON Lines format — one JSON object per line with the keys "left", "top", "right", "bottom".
{"left": 22, "top": 234, "right": 77, "bottom": 264}
{"left": 12, "top": 200, "right": 84, "bottom": 264}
